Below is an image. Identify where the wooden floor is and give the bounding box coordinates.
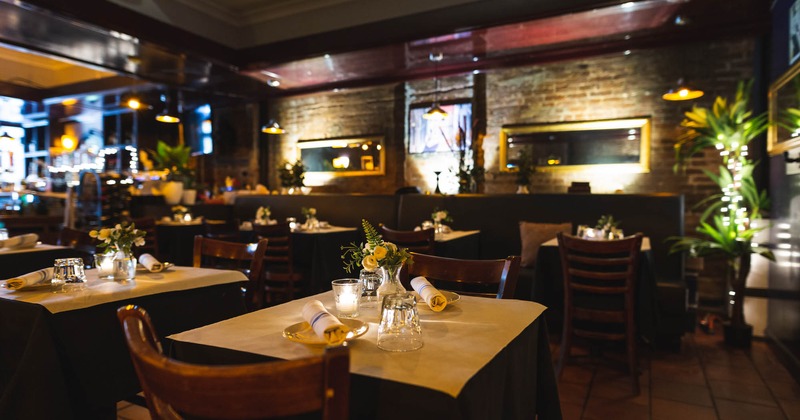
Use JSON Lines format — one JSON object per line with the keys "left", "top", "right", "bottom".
{"left": 118, "top": 331, "right": 800, "bottom": 420}
{"left": 555, "top": 331, "right": 800, "bottom": 420}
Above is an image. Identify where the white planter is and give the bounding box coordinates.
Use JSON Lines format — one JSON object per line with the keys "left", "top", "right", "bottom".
{"left": 182, "top": 189, "right": 197, "bottom": 205}
{"left": 162, "top": 181, "right": 184, "bottom": 205}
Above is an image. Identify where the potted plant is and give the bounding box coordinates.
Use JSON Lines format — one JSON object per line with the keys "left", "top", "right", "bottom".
{"left": 278, "top": 160, "right": 306, "bottom": 194}
{"left": 668, "top": 80, "right": 775, "bottom": 347}
{"left": 515, "top": 149, "right": 535, "bottom": 194}
{"left": 149, "top": 141, "right": 195, "bottom": 205}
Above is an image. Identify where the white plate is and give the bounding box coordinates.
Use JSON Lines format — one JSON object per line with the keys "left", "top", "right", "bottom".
{"left": 283, "top": 318, "right": 368, "bottom": 345}
{"left": 413, "top": 290, "right": 460, "bottom": 305}
{"left": 136, "top": 262, "right": 174, "bottom": 273}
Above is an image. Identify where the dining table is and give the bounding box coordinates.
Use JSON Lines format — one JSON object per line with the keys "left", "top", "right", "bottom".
{"left": 0, "top": 266, "right": 249, "bottom": 419}
{"left": 168, "top": 291, "right": 562, "bottom": 419}
{"left": 290, "top": 225, "right": 360, "bottom": 294}
{"left": 434, "top": 229, "right": 480, "bottom": 259}
{"left": 530, "top": 236, "right": 658, "bottom": 343}
{"left": 0, "top": 243, "right": 90, "bottom": 278}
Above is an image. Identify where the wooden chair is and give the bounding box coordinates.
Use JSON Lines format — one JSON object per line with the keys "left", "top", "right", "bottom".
{"left": 193, "top": 235, "right": 269, "bottom": 310}
{"left": 379, "top": 225, "right": 436, "bottom": 254}
{"left": 202, "top": 219, "right": 241, "bottom": 242}
{"left": 131, "top": 217, "right": 159, "bottom": 259}
{"left": 407, "top": 252, "right": 520, "bottom": 299}
{"left": 556, "top": 232, "right": 643, "bottom": 394}
{"left": 252, "top": 223, "right": 304, "bottom": 306}
{"left": 117, "top": 305, "right": 350, "bottom": 420}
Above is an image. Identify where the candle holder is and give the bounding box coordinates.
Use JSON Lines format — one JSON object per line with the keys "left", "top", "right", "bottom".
{"left": 331, "top": 278, "right": 362, "bottom": 318}
{"left": 94, "top": 252, "right": 116, "bottom": 280}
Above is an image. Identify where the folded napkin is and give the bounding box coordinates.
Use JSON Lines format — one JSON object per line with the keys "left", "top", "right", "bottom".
{"left": 0, "top": 233, "right": 39, "bottom": 250}
{"left": 411, "top": 276, "right": 447, "bottom": 312}
{"left": 301, "top": 300, "right": 350, "bottom": 345}
{"left": 4, "top": 267, "right": 54, "bottom": 290}
{"left": 138, "top": 253, "right": 164, "bottom": 272}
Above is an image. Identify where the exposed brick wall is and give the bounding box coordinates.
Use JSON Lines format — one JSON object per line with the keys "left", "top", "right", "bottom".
{"left": 263, "top": 38, "right": 756, "bottom": 235}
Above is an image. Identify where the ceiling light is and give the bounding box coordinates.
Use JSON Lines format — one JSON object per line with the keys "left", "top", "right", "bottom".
{"left": 61, "top": 98, "right": 78, "bottom": 106}
{"left": 0, "top": 131, "right": 14, "bottom": 141}
{"left": 156, "top": 91, "right": 181, "bottom": 123}
{"left": 662, "top": 78, "right": 704, "bottom": 101}
{"left": 267, "top": 79, "right": 281, "bottom": 87}
{"left": 424, "top": 52, "right": 448, "bottom": 121}
{"left": 261, "top": 120, "right": 286, "bottom": 134}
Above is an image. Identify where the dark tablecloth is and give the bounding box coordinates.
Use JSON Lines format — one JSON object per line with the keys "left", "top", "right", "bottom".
{"left": 169, "top": 317, "right": 561, "bottom": 420}
{"left": 1, "top": 246, "right": 90, "bottom": 278}
{"left": 0, "top": 283, "right": 246, "bottom": 419}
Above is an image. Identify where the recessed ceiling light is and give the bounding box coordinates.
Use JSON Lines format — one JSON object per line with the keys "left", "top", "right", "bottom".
{"left": 267, "top": 79, "right": 280, "bottom": 87}
{"left": 624, "top": 50, "right": 631, "bottom": 55}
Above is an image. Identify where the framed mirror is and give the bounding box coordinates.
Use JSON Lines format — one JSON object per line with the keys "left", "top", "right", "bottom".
{"left": 297, "top": 136, "right": 384, "bottom": 176}
{"left": 768, "top": 59, "right": 800, "bottom": 155}
{"left": 500, "top": 117, "right": 651, "bottom": 173}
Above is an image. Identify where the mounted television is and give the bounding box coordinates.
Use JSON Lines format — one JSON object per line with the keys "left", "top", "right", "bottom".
{"left": 408, "top": 101, "right": 472, "bottom": 154}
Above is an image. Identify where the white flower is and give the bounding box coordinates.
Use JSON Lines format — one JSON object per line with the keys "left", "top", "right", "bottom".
{"left": 362, "top": 255, "right": 378, "bottom": 271}
{"left": 384, "top": 242, "right": 397, "bottom": 253}
{"left": 434, "top": 211, "right": 447, "bottom": 222}
{"left": 134, "top": 237, "right": 145, "bottom": 247}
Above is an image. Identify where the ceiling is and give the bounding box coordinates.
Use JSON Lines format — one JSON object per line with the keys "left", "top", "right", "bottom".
{"left": 0, "top": 0, "right": 771, "bottom": 102}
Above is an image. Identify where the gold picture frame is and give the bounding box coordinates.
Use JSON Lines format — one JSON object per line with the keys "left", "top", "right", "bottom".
{"left": 499, "top": 117, "right": 651, "bottom": 173}
{"left": 768, "top": 59, "right": 800, "bottom": 155}
{"left": 297, "top": 136, "right": 385, "bottom": 177}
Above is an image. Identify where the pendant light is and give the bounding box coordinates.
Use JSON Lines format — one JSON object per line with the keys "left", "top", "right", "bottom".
{"left": 156, "top": 91, "right": 181, "bottom": 123}
{"left": 424, "top": 52, "right": 448, "bottom": 120}
{"left": 0, "top": 131, "right": 13, "bottom": 141}
{"left": 261, "top": 120, "right": 286, "bottom": 134}
{"left": 662, "top": 78, "right": 704, "bottom": 101}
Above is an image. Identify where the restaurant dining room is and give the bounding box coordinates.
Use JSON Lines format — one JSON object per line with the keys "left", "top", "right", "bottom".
{"left": 1, "top": 0, "right": 799, "bottom": 419}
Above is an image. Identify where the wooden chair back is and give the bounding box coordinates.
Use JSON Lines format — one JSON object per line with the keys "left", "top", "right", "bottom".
{"left": 556, "top": 232, "right": 643, "bottom": 394}
{"left": 117, "top": 305, "right": 350, "bottom": 420}
{"left": 379, "top": 225, "right": 435, "bottom": 254}
{"left": 407, "top": 252, "right": 520, "bottom": 299}
{"left": 252, "top": 223, "right": 304, "bottom": 305}
{"left": 192, "top": 235, "right": 269, "bottom": 310}
{"left": 202, "top": 219, "right": 241, "bottom": 242}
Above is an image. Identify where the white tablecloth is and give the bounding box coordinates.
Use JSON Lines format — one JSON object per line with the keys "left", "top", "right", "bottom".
{"left": 0, "top": 266, "right": 247, "bottom": 313}
{"left": 169, "top": 292, "right": 546, "bottom": 398}
{"left": 541, "top": 235, "right": 651, "bottom": 250}
{"left": 0, "top": 243, "right": 61, "bottom": 255}
{"left": 292, "top": 225, "right": 356, "bottom": 234}
{"left": 435, "top": 229, "right": 479, "bottom": 242}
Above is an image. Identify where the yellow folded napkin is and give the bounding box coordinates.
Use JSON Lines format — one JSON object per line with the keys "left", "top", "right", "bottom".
{"left": 411, "top": 276, "right": 447, "bottom": 312}
{"left": 0, "top": 233, "right": 39, "bottom": 250}
{"left": 138, "top": 253, "right": 163, "bottom": 272}
{"left": 5, "top": 267, "right": 54, "bottom": 290}
{"left": 301, "top": 300, "right": 350, "bottom": 345}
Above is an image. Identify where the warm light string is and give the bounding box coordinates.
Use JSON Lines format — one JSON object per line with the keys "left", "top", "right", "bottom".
{"left": 715, "top": 137, "right": 750, "bottom": 232}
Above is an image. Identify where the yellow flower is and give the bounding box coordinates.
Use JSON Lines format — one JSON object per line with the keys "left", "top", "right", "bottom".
{"left": 373, "top": 246, "right": 388, "bottom": 260}
{"left": 362, "top": 255, "right": 378, "bottom": 271}
{"left": 97, "top": 229, "right": 111, "bottom": 241}
{"left": 89, "top": 230, "right": 98, "bottom": 238}
{"left": 384, "top": 242, "right": 397, "bottom": 253}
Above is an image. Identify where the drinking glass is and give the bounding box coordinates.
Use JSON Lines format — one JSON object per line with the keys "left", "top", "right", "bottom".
{"left": 359, "top": 269, "right": 381, "bottom": 308}
{"left": 377, "top": 292, "right": 423, "bottom": 352}
{"left": 331, "top": 278, "right": 362, "bottom": 318}
{"left": 94, "top": 253, "right": 115, "bottom": 279}
{"left": 52, "top": 257, "right": 87, "bottom": 292}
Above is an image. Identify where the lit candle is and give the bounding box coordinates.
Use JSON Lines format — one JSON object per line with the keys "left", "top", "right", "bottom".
{"left": 183, "top": 213, "right": 192, "bottom": 222}
{"left": 337, "top": 291, "right": 359, "bottom": 313}
{"left": 95, "top": 253, "right": 115, "bottom": 278}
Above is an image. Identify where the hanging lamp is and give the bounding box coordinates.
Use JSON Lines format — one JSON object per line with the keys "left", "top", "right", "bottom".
{"left": 423, "top": 52, "right": 448, "bottom": 120}
{"left": 261, "top": 120, "right": 286, "bottom": 134}
{"left": 155, "top": 91, "right": 181, "bottom": 123}
{"left": 0, "top": 131, "right": 13, "bottom": 141}
{"left": 662, "top": 78, "right": 704, "bottom": 101}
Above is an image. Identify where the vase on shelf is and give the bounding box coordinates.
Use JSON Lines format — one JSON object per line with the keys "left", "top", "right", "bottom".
{"left": 162, "top": 181, "right": 184, "bottom": 205}
{"left": 377, "top": 264, "right": 406, "bottom": 300}
{"left": 113, "top": 250, "right": 137, "bottom": 282}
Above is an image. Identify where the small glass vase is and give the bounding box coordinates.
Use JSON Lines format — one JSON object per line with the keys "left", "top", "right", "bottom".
{"left": 377, "top": 264, "right": 406, "bottom": 300}
{"left": 113, "top": 251, "right": 137, "bottom": 282}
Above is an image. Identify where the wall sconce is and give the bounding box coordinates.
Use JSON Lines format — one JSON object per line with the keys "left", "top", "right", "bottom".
{"left": 261, "top": 120, "right": 286, "bottom": 134}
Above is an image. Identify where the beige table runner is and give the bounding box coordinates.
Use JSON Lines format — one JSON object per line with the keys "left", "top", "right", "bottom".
{"left": 169, "top": 292, "right": 546, "bottom": 398}
{"left": 0, "top": 243, "right": 63, "bottom": 255}
{"left": 0, "top": 266, "right": 246, "bottom": 313}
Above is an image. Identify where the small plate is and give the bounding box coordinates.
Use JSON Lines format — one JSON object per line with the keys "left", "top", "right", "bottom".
{"left": 283, "top": 318, "right": 368, "bottom": 345}
{"left": 136, "top": 262, "right": 174, "bottom": 273}
{"left": 413, "top": 290, "right": 460, "bottom": 305}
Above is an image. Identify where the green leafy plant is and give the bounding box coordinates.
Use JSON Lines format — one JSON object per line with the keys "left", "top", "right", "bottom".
{"left": 595, "top": 214, "right": 620, "bottom": 230}
{"left": 431, "top": 207, "right": 453, "bottom": 223}
{"left": 668, "top": 79, "right": 774, "bottom": 331}
{"left": 149, "top": 141, "right": 195, "bottom": 188}
{"left": 278, "top": 160, "right": 306, "bottom": 188}
{"left": 341, "top": 220, "right": 413, "bottom": 273}
{"left": 515, "top": 149, "right": 536, "bottom": 186}
{"left": 89, "top": 222, "right": 146, "bottom": 255}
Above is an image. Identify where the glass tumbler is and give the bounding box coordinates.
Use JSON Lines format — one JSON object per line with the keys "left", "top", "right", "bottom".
{"left": 331, "top": 278, "right": 362, "bottom": 318}
{"left": 377, "top": 292, "right": 423, "bottom": 352}
{"left": 359, "top": 269, "right": 381, "bottom": 308}
{"left": 52, "top": 257, "right": 87, "bottom": 291}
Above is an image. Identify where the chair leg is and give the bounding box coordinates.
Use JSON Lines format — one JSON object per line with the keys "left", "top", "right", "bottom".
{"left": 556, "top": 321, "right": 572, "bottom": 379}
{"left": 626, "top": 325, "right": 639, "bottom": 395}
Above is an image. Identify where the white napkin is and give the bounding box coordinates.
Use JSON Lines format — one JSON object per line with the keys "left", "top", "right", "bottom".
{"left": 301, "top": 300, "right": 350, "bottom": 345}
{"left": 4, "top": 267, "right": 54, "bottom": 290}
{"left": 0, "top": 233, "right": 39, "bottom": 250}
{"left": 138, "top": 253, "right": 163, "bottom": 272}
{"left": 411, "top": 276, "right": 447, "bottom": 312}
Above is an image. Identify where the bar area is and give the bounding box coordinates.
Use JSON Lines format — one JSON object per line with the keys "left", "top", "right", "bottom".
{"left": 0, "top": 0, "right": 798, "bottom": 419}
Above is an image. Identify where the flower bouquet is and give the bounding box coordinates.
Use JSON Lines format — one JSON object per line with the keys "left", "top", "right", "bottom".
{"left": 255, "top": 206, "right": 273, "bottom": 225}
{"left": 431, "top": 207, "right": 453, "bottom": 234}
{"left": 89, "top": 222, "right": 146, "bottom": 281}
{"left": 341, "top": 220, "right": 413, "bottom": 298}
{"left": 300, "top": 207, "right": 319, "bottom": 230}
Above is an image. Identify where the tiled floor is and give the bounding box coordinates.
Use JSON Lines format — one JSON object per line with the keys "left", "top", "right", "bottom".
{"left": 117, "top": 331, "right": 800, "bottom": 419}
{"left": 556, "top": 332, "right": 800, "bottom": 420}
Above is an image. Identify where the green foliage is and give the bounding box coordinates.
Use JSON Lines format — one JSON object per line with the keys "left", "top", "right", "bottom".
{"left": 341, "top": 219, "right": 413, "bottom": 273}
{"left": 149, "top": 141, "right": 195, "bottom": 188}
{"left": 278, "top": 161, "right": 306, "bottom": 188}
{"left": 516, "top": 149, "right": 536, "bottom": 185}
{"left": 595, "top": 214, "right": 620, "bottom": 230}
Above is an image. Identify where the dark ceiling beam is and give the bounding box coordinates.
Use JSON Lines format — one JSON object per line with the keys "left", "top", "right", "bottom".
{"left": 237, "top": 0, "right": 622, "bottom": 68}
{"left": 41, "top": 76, "right": 155, "bottom": 104}
{"left": 18, "top": 0, "right": 237, "bottom": 66}
{"left": 0, "top": 80, "right": 44, "bottom": 102}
